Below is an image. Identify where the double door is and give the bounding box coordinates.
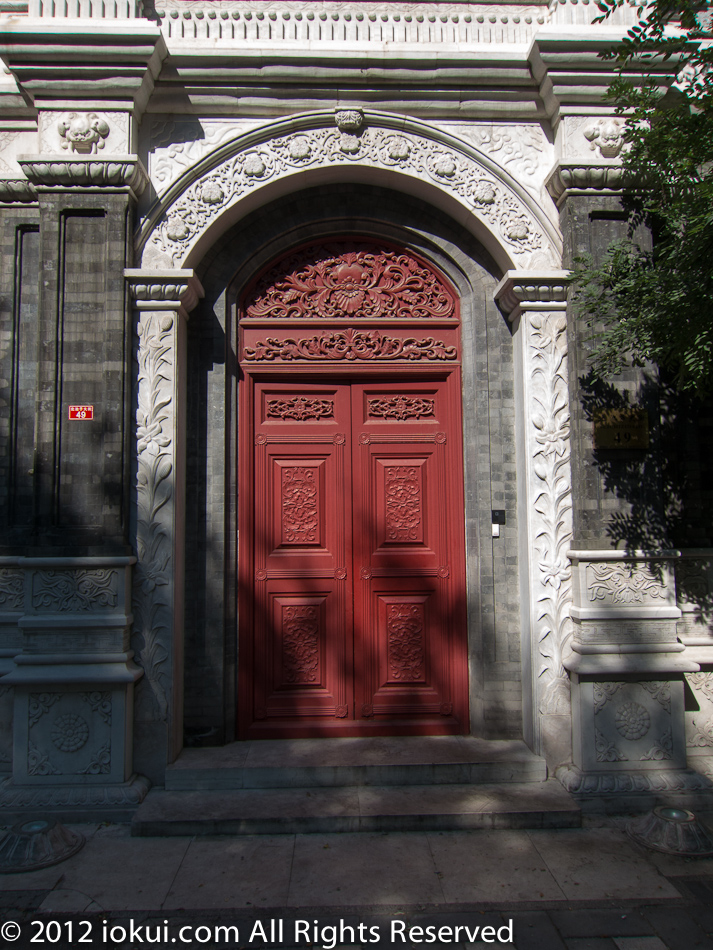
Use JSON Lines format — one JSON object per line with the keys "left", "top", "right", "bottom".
{"left": 238, "top": 373, "right": 468, "bottom": 737}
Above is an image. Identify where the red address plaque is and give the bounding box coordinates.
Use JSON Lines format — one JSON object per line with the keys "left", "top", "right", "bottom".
{"left": 68, "top": 405, "right": 94, "bottom": 420}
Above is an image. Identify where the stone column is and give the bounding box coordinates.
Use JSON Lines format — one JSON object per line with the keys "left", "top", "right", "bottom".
{"left": 125, "top": 270, "right": 204, "bottom": 783}
{"left": 494, "top": 272, "right": 573, "bottom": 767}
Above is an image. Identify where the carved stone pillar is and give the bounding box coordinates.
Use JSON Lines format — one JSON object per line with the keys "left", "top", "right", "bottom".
{"left": 125, "top": 270, "right": 204, "bottom": 783}
{"left": 494, "top": 272, "right": 573, "bottom": 767}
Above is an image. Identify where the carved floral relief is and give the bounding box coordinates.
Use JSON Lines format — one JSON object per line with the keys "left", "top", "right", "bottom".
{"left": 245, "top": 243, "right": 456, "bottom": 320}
{"left": 132, "top": 312, "right": 175, "bottom": 722}
{"left": 387, "top": 603, "right": 426, "bottom": 681}
{"left": 526, "top": 312, "right": 573, "bottom": 715}
{"left": 244, "top": 328, "right": 457, "bottom": 362}
{"left": 144, "top": 123, "right": 552, "bottom": 268}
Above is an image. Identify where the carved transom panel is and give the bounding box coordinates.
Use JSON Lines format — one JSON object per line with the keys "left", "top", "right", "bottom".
{"left": 244, "top": 242, "right": 457, "bottom": 321}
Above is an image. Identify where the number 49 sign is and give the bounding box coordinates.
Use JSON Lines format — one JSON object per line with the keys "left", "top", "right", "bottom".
{"left": 68, "top": 405, "right": 94, "bottom": 420}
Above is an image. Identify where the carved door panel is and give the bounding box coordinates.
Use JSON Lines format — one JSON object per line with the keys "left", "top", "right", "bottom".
{"left": 247, "top": 382, "right": 353, "bottom": 725}
{"left": 352, "top": 379, "right": 467, "bottom": 725}
{"left": 240, "top": 376, "right": 468, "bottom": 738}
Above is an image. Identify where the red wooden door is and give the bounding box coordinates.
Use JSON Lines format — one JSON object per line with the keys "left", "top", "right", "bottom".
{"left": 239, "top": 374, "right": 468, "bottom": 738}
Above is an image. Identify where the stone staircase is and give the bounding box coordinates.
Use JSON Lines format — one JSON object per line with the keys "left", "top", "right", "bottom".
{"left": 132, "top": 736, "right": 581, "bottom": 835}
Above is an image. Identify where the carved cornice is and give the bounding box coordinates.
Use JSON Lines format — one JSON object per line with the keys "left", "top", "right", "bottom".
{"left": 125, "top": 269, "right": 205, "bottom": 315}
{"left": 0, "top": 178, "right": 37, "bottom": 203}
{"left": 545, "top": 162, "right": 629, "bottom": 207}
{"left": 494, "top": 270, "right": 570, "bottom": 320}
{"left": 17, "top": 155, "right": 149, "bottom": 198}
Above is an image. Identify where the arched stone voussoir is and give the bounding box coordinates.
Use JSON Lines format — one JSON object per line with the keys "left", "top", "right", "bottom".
{"left": 137, "top": 111, "right": 563, "bottom": 273}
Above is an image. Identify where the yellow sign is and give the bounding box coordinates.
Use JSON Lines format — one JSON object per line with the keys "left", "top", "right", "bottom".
{"left": 593, "top": 407, "right": 649, "bottom": 450}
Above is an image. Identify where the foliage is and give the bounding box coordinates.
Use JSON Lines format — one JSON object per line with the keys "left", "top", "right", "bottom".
{"left": 572, "top": 0, "right": 713, "bottom": 393}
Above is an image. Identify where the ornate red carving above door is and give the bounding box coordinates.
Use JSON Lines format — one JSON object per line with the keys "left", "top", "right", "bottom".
{"left": 244, "top": 241, "right": 457, "bottom": 320}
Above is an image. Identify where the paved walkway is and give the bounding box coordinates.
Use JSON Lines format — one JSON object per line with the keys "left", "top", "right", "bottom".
{"left": 1, "top": 817, "right": 712, "bottom": 949}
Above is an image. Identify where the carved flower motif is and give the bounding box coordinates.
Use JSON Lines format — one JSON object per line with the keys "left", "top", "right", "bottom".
{"left": 534, "top": 416, "right": 570, "bottom": 457}
{"left": 200, "top": 181, "right": 224, "bottom": 205}
{"left": 472, "top": 180, "right": 496, "bottom": 204}
{"left": 434, "top": 155, "right": 457, "bottom": 178}
{"left": 339, "top": 134, "right": 361, "bottom": 154}
{"left": 166, "top": 216, "right": 190, "bottom": 242}
{"left": 243, "top": 154, "right": 266, "bottom": 177}
{"left": 615, "top": 701, "right": 651, "bottom": 740}
{"left": 539, "top": 556, "right": 570, "bottom": 590}
{"left": 506, "top": 221, "right": 530, "bottom": 241}
{"left": 51, "top": 713, "right": 89, "bottom": 752}
{"left": 137, "top": 414, "right": 170, "bottom": 456}
{"left": 289, "top": 136, "right": 311, "bottom": 159}
{"left": 388, "top": 138, "right": 411, "bottom": 161}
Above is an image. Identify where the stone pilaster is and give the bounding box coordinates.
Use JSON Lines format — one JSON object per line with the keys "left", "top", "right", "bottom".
{"left": 125, "top": 270, "right": 204, "bottom": 782}
{"left": 495, "top": 271, "right": 572, "bottom": 767}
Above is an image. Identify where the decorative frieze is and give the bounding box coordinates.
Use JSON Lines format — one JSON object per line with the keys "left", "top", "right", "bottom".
{"left": 0, "top": 179, "right": 37, "bottom": 203}
{"left": 243, "top": 328, "right": 458, "bottom": 363}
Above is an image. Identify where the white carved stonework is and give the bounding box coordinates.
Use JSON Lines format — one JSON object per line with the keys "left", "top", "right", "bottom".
{"left": 0, "top": 129, "right": 38, "bottom": 180}
{"left": 148, "top": 118, "right": 264, "bottom": 196}
{"left": 0, "top": 569, "right": 24, "bottom": 610}
{"left": 154, "top": 2, "right": 548, "bottom": 45}
{"left": 442, "top": 123, "right": 552, "bottom": 194}
{"left": 587, "top": 562, "right": 666, "bottom": 607}
{"left": 494, "top": 273, "right": 573, "bottom": 758}
{"left": 573, "top": 679, "right": 686, "bottom": 773}
{"left": 140, "top": 115, "right": 561, "bottom": 271}
{"left": 127, "top": 271, "right": 204, "bottom": 738}
{"left": 583, "top": 118, "right": 626, "bottom": 159}
{"left": 38, "top": 112, "right": 130, "bottom": 155}
{"left": 31, "top": 570, "right": 118, "bottom": 612}
{"left": 24, "top": 690, "right": 113, "bottom": 782}
{"left": 687, "top": 672, "right": 713, "bottom": 749}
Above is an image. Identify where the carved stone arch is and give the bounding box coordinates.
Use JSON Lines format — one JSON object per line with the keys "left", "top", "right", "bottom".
{"left": 138, "top": 111, "right": 562, "bottom": 274}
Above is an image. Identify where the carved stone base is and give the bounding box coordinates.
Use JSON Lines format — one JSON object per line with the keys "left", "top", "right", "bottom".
{"left": 556, "top": 764, "right": 713, "bottom": 813}
{"left": 0, "top": 774, "right": 150, "bottom": 823}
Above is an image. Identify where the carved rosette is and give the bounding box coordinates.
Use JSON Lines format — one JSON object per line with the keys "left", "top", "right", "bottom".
{"left": 495, "top": 274, "right": 573, "bottom": 740}
{"left": 127, "top": 271, "right": 204, "bottom": 724}
{"left": 142, "top": 119, "right": 557, "bottom": 268}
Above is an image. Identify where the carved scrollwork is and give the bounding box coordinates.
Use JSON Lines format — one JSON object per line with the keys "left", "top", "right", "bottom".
{"left": 593, "top": 682, "right": 624, "bottom": 714}
{"left": 588, "top": 562, "right": 665, "bottom": 605}
{"left": 244, "top": 328, "right": 456, "bottom": 363}
{"left": 385, "top": 466, "right": 421, "bottom": 542}
{"left": 31, "top": 569, "right": 118, "bottom": 612}
{"left": 78, "top": 740, "right": 111, "bottom": 775}
{"left": 387, "top": 603, "right": 425, "bottom": 681}
{"left": 0, "top": 569, "right": 24, "bottom": 609}
{"left": 282, "top": 605, "right": 320, "bottom": 684}
{"left": 367, "top": 397, "right": 435, "bottom": 421}
{"left": 145, "top": 124, "right": 550, "bottom": 267}
{"left": 245, "top": 243, "right": 456, "bottom": 320}
{"left": 595, "top": 728, "right": 627, "bottom": 763}
{"left": 266, "top": 396, "right": 334, "bottom": 421}
{"left": 282, "top": 468, "right": 319, "bottom": 544}
{"left": 640, "top": 728, "right": 673, "bottom": 761}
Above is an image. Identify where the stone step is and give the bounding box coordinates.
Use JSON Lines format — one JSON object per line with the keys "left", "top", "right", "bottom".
{"left": 165, "top": 737, "right": 547, "bottom": 790}
{"left": 132, "top": 780, "right": 580, "bottom": 836}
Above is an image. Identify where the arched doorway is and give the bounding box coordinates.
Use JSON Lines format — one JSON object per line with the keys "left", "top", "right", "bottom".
{"left": 237, "top": 239, "right": 469, "bottom": 738}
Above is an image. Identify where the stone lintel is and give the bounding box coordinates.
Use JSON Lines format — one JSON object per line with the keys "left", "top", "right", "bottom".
{"left": 493, "top": 270, "right": 570, "bottom": 321}
{"left": 125, "top": 268, "right": 205, "bottom": 316}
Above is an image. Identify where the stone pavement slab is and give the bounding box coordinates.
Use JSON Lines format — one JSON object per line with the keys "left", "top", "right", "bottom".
{"left": 527, "top": 828, "right": 680, "bottom": 901}
{"left": 427, "top": 830, "right": 565, "bottom": 903}
{"left": 164, "top": 834, "right": 294, "bottom": 910}
{"left": 287, "top": 832, "right": 445, "bottom": 906}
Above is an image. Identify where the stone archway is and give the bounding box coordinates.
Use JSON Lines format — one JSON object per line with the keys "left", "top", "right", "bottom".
{"left": 137, "top": 110, "right": 562, "bottom": 274}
